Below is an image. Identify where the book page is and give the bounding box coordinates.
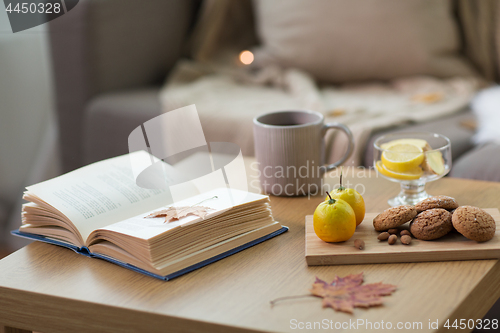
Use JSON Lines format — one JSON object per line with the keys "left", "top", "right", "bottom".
{"left": 26, "top": 151, "right": 175, "bottom": 241}
{"left": 94, "top": 188, "right": 269, "bottom": 241}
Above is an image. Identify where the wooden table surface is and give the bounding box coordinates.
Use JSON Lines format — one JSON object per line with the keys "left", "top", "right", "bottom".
{"left": 1, "top": 164, "right": 500, "bottom": 333}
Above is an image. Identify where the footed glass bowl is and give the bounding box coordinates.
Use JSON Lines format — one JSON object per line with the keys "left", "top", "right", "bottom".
{"left": 373, "top": 132, "right": 451, "bottom": 206}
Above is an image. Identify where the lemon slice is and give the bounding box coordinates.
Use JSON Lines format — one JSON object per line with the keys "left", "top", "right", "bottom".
{"left": 381, "top": 143, "right": 424, "bottom": 173}
{"left": 424, "top": 151, "right": 445, "bottom": 175}
{"left": 381, "top": 139, "right": 431, "bottom": 152}
{"left": 376, "top": 161, "right": 423, "bottom": 180}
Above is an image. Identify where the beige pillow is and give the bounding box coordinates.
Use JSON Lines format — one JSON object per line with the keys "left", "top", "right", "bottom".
{"left": 252, "top": 0, "right": 476, "bottom": 83}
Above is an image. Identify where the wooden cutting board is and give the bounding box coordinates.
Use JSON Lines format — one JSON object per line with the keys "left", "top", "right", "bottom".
{"left": 306, "top": 208, "right": 500, "bottom": 266}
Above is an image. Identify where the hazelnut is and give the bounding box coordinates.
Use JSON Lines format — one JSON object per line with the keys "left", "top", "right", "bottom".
{"left": 354, "top": 239, "right": 365, "bottom": 250}
{"left": 401, "top": 235, "right": 412, "bottom": 245}
{"left": 378, "top": 232, "right": 390, "bottom": 241}
{"left": 388, "top": 234, "right": 397, "bottom": 245}
{"left": 400, "top": 230, "right": 412, "bottom": 237}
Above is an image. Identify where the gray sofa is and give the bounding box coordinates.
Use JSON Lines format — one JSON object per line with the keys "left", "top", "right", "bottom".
{"left": 49, "top": 0, "right": 199, "bottom": 172}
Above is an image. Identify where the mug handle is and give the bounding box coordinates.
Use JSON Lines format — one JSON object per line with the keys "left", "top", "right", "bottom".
{"left": 322, "top": 123, "right": 354, "bottom": 172}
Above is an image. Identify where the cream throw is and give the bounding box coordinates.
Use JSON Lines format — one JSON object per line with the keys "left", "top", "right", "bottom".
{"left": 160, "top": 60, "right": 479, "bottom": 166}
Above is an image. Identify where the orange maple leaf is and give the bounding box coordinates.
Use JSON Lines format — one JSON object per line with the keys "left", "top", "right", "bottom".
{"left": 146, "top": 206, "right": 212, "bottom": 223}
{"left": 309, "top": 273, "right": 397, "bottom": 313}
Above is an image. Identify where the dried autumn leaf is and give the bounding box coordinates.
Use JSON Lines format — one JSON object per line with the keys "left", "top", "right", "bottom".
{"left": 309, "top": 273, "right": 396, "bottom": 313}
{"left": 146, "top": 206, "right": 212, "bottom": 223}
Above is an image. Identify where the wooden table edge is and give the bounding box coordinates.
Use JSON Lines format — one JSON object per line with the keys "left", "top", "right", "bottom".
{"left": 437, "top": 259, "right": 500, "bottom": 333}
{"left": 0, "top": 286, "right": 268, "bottom": 333}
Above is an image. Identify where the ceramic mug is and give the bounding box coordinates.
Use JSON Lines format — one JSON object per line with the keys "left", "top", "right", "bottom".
{"left": 253, "top": 110, "right": 354, "bottom": 196}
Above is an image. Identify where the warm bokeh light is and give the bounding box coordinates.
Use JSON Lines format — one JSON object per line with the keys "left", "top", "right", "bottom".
{"left": 239, "top": 50, "right": 254, "bottom": 65}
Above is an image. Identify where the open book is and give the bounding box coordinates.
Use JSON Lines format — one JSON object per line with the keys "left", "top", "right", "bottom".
{"left": 14, "top": 153, "right": 287, "bottom": 280}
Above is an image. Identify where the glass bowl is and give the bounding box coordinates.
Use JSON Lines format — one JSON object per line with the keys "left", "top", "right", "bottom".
{"left": 373, "top": 132, "right": 451, "bottom": 206}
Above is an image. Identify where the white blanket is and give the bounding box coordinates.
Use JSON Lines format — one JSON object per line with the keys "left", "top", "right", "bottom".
{"left": 472, "top": 86, "right": 500, "bottom": 145}
{"left": 160, "top": 60, "right": 479, "bottom": 166}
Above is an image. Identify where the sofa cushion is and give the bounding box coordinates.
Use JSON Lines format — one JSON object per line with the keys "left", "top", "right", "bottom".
{"left": 252, "top": 0, "right": 476, "bottom": 83}
{"left": 363, "top": 110, "right": 476, "bottom": 168}
{"left": 450, "top": 144, "right": 500, "bottom": 182}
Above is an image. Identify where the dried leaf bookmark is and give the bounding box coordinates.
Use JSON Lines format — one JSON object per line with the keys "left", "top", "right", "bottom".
{"left": 146, "top": 195, "right": 217, "bottom": 223}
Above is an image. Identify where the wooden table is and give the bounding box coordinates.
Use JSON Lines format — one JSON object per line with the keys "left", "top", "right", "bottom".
{"left": 1, "top": 165, "right": 500, "bottom": 333}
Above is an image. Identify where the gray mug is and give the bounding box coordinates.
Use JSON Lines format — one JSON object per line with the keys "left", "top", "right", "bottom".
{"left": 253, "top": 110, "right": 354, "bottom": 196}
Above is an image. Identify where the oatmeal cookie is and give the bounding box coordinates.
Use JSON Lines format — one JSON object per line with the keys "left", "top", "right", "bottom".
{"left": 415, "top": 196, "right": 458, "bottom": 213}
{"left": 373, "top": 205, "right": 417, "bottom": 231}
{"left": 452, "top": 206, "right": 496, "bottom": 242}
{"left": 410, "top": 208, "right": 453, "bottom": 240}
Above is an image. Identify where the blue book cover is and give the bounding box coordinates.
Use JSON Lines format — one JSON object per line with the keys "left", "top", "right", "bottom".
{"left": 12, "top": 226, "right": 288, "bottom": 281}
{"left": 18, "top": 154, "right": 288, "bottom": 281}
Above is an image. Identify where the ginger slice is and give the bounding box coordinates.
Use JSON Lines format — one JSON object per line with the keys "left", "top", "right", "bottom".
{"left": 423, "top": 151, "right": 445, "bottom": 175}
